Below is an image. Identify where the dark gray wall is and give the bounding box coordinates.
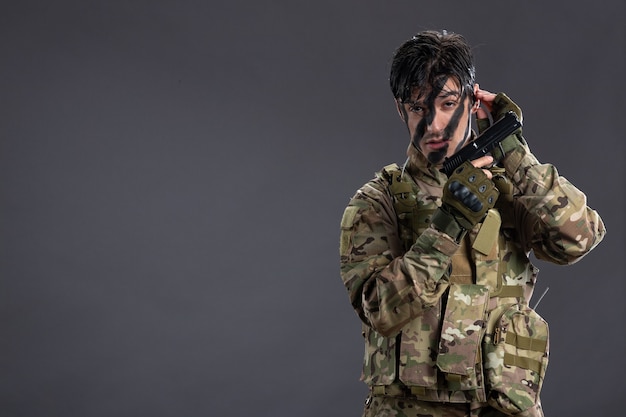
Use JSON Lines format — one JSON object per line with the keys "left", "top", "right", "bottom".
{"left": 1, "top": 1, "right": 623, "bottom": 416}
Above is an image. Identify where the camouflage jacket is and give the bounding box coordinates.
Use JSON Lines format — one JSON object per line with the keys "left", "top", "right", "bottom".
{"left": 339, "top": 135, "right": 605, "bottom": 403}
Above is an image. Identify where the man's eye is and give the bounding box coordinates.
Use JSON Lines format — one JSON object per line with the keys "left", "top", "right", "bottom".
{"left": 444, "top": 101, "right": 458, "bottom": 108}
{"left": 409, "top": 105, "right": 424, "bottom": 113}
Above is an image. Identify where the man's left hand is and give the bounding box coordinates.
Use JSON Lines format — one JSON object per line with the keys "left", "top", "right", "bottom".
{"left": 474, "top": 87, "right": 522, "bottom": 133}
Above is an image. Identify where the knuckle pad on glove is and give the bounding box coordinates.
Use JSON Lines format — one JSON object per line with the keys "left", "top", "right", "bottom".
{"left": 442, "top": 161, "right": 499, "bottom": 228}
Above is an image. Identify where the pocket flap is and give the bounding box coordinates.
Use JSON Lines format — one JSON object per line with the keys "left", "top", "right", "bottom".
{"left": 436, "top": 284, "right": 489, "bottom": 376}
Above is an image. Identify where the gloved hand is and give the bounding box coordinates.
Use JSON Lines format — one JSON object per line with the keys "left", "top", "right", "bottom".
{"left": 443, "top": 161, "right": 500, "bottom": 229}
{"left": 432, "top": 162, "right": 499, "bottom": 240}
{"left": 476, "top": 92, "right": 523, "bottom": 134}
{"left": 476, "top": 93, "right": 525, "bottom": 162}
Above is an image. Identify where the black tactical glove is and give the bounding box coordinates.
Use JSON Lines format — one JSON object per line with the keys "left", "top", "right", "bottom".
{"left": 476, "top": 92, "right": 523, "bottom": 133}
{"left": 432, "top": 162, "right": 499, "bottom": 241}
{"left": 477, "top": 93, "right": 524, "bottom": 161}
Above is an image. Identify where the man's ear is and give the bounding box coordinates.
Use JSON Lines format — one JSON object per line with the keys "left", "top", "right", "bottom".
{"left": 395, "top": 100, "right": 406, "bottom": 122}
{"left": 471, "top": 84, "right": 481, "bottom": 114}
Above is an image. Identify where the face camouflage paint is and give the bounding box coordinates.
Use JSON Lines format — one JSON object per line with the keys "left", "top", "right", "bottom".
{"left": 401, "top": 77, "right": 473, "bottom": 166}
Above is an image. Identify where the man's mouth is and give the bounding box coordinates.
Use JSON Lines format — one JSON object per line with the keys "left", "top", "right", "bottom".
{"left": 425, "top": 138, "right": 450, "bottom": 150}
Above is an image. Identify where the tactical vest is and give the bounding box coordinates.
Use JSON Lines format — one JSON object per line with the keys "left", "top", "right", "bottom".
{"left": 363, "top": 163, "right": 549, "bottom": 411}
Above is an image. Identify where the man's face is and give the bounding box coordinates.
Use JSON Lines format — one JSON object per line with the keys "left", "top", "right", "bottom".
{"left": 397, "top": 78, "right": 476, "bottom": 166}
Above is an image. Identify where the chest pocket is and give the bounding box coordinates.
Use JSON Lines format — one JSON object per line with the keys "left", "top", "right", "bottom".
{"left": 381, "top": 164, "right": 436, "bottom": 250}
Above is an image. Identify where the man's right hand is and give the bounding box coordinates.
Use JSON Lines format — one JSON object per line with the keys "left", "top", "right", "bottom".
{"left": 440, "top": 160, "right": 499, "bottom": 230}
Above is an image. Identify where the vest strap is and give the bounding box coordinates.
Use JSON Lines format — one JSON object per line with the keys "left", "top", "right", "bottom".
{"left": 505, "top": 332, "right": 548, "bottom": 352}
{"left": 369, "top": 383, "right": 486, "bottom": 403}
{"left": 503, "top": 353, "right": 543, "bottom": 374}
{"left": 497, "top": 285, "right": 524, "bottom": 298}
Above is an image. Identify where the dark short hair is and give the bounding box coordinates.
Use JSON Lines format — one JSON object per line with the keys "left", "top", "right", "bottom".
{"left": 389, "top": 30, "right": 476, "bottom": 103}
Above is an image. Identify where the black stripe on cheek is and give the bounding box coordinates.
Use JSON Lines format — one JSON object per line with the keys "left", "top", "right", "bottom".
{"left": 412, "top": 89, "right": 439, "bottom": 149}
{"left": 457, "top": 117, "right": 472, "bottom": 153}
{"left": 443, "top": 100, "right": 466, "bottom": 142}
{"left": 452, "top": 101, "right": 473, "bottom": 154}
{"left": 411, "top": 119, "right": 427, "bottom": 150}
{"left": 401, "top": 105, "right": 425, "bottom": 151}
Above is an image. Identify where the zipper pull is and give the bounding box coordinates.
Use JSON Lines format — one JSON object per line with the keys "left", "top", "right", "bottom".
{"left": 493, "top": 326, "right": 502, "bottom": 345}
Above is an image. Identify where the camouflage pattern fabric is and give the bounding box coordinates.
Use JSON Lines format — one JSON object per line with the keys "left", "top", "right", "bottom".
{"left": 339, "top": 128, "right": 605, "bottom": 412}
{"left": 498, "top": 137, "right": 604, "bottom": 264}
{"left": 483, "top": 304, "right": 549, "bottom": 415}
{"left": 436, "top": 284, "right": 489, "bottom": 388}
{"left": 362, "top": 395, "right": 543, "bottom": 417}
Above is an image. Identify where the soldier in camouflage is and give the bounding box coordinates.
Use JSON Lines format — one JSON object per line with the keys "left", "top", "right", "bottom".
{"left": 339, "top": 30, "right": 605, "bottom": 417}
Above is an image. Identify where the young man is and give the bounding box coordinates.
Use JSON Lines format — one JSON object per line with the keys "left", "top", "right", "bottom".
{"left": 339, "top": 30, "right": 605, "bottom": 417}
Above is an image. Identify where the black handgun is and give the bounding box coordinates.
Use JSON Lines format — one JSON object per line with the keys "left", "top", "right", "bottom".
{"left": 440, "top": 111, "right": 522, "bottom": 177}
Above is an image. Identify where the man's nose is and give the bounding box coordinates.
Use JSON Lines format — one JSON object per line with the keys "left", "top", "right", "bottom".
{"left": 427, "top": 111, "right": 446, "bottom": 133}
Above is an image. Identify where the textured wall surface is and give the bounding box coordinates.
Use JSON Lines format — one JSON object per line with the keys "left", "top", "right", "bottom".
{"left": 1, "top": 1, "right": 623, "bottom": 416}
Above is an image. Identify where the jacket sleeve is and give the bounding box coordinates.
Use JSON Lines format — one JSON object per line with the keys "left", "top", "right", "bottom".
{"left": 501, "top": 137, "right": 606, "bottom": 265}
{"left": 339, "top": 178, "right": 457, "bottom": 337}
